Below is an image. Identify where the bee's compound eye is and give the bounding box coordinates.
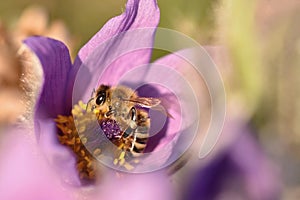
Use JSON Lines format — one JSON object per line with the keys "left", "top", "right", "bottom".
{"left": 130, "top": 107, "right": 136, "bottom": 121}
{"left": 96, "top": 92, "right": 106, "bottom": 105}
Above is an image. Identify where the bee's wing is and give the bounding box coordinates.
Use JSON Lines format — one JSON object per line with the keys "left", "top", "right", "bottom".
{"left": 151, "top": 104, "right": 174, "bottom": 119}
{"left": 127, "top": 97, "right": 174, "bottom": 119}
{"left": 128, "top": 97, "right": 161, "bottom": 108}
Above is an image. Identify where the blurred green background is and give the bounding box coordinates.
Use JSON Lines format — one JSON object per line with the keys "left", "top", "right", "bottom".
{"left": 1, "top": 0, "right": 300, "bottom": 198}
{"left": 0, "top": 0, "right": 216, "bottom": 49}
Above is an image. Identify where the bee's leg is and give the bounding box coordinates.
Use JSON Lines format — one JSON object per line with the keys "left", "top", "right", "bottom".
{"left": 123, "top": 126, "right": 133, "bottom": 138}
{"left": 129, "top": 107, "right": 138, "bottom": 129}
{"left": 123, "top": 117, "right": 138, "bottom": 138}
{"left": 130, "top": 133, "right": 137, "bottom": 151}
{"left": 104, "top": 106, "right": 115, "bottom": 117}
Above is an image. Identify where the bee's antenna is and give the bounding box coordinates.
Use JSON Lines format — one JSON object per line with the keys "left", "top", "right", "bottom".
{"left": 91, "top": 88, "right": 96, "bottom": 97}
{"left": 86, "top": 98, "right": 94, "bottom": 111}
{"left": 86, "top": 88, "right": 96, "bottom": 111}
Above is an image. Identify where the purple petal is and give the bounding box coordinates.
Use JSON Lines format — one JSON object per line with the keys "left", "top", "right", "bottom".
{"left": 0, "top": 127, "right": 175, "bottom": 200}
{"left": 23, "top": 38, "right": 80, "bottom": 185}
{"left": 0, "top": 128, "right": 74, "bottom": 200}
{"left": 92, "top": 170, "right": 174, "bottom": 200}
{"left": 24, "top": 36, "right": 73, "bottom": 118}
{"left": 72, "top": 0, "right": 160, "bottom": 102}
{"left": 35, "top": 118, "right": 81, "bottom": 185}
{"left": 109, "top": 51, "right": 201, "bottom": 172}
{"left": 77, "top": 0, "right": 159, "bottom": 63}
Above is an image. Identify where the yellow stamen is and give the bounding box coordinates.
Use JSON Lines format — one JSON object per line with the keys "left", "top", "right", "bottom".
{"left": 55, "top": 101, "right": 140, "bottom": 182}
{"left": 55, "top": 103, "right": 97, "bottom": 182}
{"left": 119, "top": 151, "right": 125, "bottom": 160}
{"left": 119, "top": 158, "right": 125, "bottom": 166}
{"left": 113, "top": 159, "right": 118, "bottom": 165}
{"left": 124, "top": 163, "right": 134, "bottom": 171}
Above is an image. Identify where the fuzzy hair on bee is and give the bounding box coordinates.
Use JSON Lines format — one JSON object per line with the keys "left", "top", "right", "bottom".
{"left": 86, "top": 84, "right": 164, "bottom": 157}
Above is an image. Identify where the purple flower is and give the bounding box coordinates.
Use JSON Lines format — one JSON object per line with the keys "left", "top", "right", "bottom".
{"left": 11, "top": 0, "right": 189, "bottom": 190}
{"left": 184, "top": 115, "right": 281, "bottom": 200}
{"left": 0, "top": 0, "right": 180, "bottom": 199}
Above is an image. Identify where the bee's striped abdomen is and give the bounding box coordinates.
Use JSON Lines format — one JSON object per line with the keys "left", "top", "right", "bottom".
{"left": 130, "top": 109, "right": 150, "bottom": 156}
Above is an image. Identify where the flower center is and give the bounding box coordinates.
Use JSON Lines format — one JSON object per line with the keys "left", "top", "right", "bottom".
{"left": 55, "top": 101, "right": 137, "bottom": 182}
{"left": 55, "top": 112, "right": 98, "bottom": 182}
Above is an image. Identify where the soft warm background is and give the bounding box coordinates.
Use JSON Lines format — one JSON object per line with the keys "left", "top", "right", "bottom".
{"left": 1, "top": 0, "right": 300, "bottom": 199}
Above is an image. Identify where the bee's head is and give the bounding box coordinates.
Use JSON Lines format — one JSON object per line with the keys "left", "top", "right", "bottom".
{"left": 88, "top": 85, "right": 137, "bottom": 119}
{"left": 95, "top": 88, "right": 108, "bottom": 106}
{"left": 86, "top": 85, "right": 111, "bottom": 115}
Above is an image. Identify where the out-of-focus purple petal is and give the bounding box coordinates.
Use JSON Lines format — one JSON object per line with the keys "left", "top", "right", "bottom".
{"left": 229, "top": 133, "right": 280, "bottom": 199}
{"left": 24, "top": 36, "right": 73, "bottom": 118}
{"left": 0, "top": 128, "right": 74, "bottom": 200}
{"left": 90, "top": 170, "right": 174, "bottom": 200}
{"left": 185, "top": 118, "right": 280, "bottom": 200}
{"left": 35, "top": 119, "right": 81, "bottom": 185}
{"left": 72, "top": 0, "right": 160, "bottom": 102}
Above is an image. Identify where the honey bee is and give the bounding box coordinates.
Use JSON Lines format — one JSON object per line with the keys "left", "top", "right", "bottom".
{"left": 86, "top": 84, "right": 165, "bottom": 157}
